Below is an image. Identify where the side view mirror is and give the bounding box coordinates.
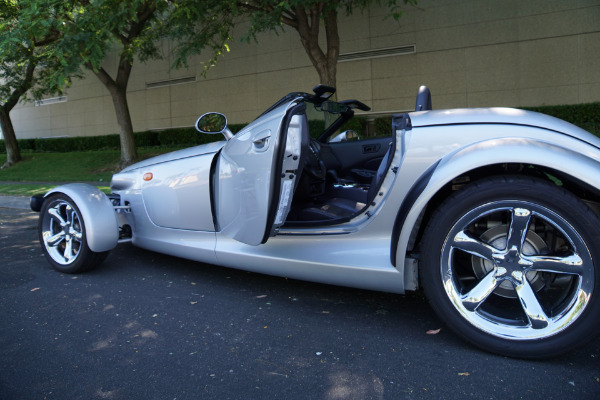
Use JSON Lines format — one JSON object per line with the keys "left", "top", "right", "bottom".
{"left": 329, "top": 129, "right": 360, "bottom": 143}
{"left": 195, "top": 112, "right": 233, "bottom": 140}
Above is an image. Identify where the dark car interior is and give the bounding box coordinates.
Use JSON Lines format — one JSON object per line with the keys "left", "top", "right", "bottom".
{"left": 284, "top": 87, "right": 397, "bottom": 226}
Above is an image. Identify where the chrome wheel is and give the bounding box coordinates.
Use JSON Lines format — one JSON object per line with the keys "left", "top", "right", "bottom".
{"left": 442, "top": 201, "right": 592, "bottom": 339}
{"left": 41, "top": 199, "right": 84, "bottom": 265}
{"left": 38, "top": 193, "right": 109, "bottom": 273}
{"left": 421, "top": 176, "right": 600, "bottom": 357}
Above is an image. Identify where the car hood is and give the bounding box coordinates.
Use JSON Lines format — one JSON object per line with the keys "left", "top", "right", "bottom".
{"left": 409, "top": 108, "right": 600, "bottom": 149}
{"left": 120, "top": 140, "right": 226, "bottom": 172}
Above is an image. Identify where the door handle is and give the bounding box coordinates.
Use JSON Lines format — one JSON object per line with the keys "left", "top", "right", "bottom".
{"left": 252, "top": 130, "right": 271, "bottom": 151}
{"left": 362, "top": 144, "right": 380, "bottom": 154}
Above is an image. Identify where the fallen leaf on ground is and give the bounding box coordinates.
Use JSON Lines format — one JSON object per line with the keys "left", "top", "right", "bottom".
{"left": 458, "top": 372, "right": 470, "bottom": 376}
{"left": 426, "top": 329, "right": 441, "bottom": 335}
{"left": 30, "top": 288, "right": 40, "bottom": 292}
{"left": 255, "top": 295, "right": 267, "bottom": 298}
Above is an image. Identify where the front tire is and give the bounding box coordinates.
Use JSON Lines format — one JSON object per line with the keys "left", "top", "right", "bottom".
{"left": 420, "top": 176, "right": 600, "bottom": 358}
{"left": 39, "top": 193, "right": 109, "bottom": 273}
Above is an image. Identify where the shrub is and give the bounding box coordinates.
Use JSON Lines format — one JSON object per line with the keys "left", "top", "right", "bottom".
{"left": 3, "top": 102, "right": 598, "bottom": 154}
{"left": 522, "top": 102, "right": 600, "bottom": 136}
{"left": 134, "top": 130, "right": 160, "bottom": 147}
{"left": 343, "top": 116, "right": 365, "bottom": 134}
{"left": 374, "top": 116, "right": 393, "bottom": 136}
{"left": 308, "top": 119, "right": 325, "bottom": 138}
{"left": 229, "top": 123, "right": 246, "bottom": 134}
{"left": 31, "top": 134, "right": 121, "bottom": 152}
{"left": 157, "top": 127, "right": 198, "bottom": 147}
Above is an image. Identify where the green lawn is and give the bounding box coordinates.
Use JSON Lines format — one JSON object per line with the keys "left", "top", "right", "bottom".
{"left": 0, "top": 150, "right": 119, "bottom": 182}
{"left": 0, "top": 183, "right": 111, "bottom": 196}
{"left": 0, "top": 147, "right": 182, "bottom": 196}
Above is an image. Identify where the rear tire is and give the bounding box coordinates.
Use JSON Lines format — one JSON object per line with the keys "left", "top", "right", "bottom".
{"left": 39, "top": 193, "right": 109, "bottom": 273}
{"left": 420, "top": 176, "right": 600, "bottom": 358}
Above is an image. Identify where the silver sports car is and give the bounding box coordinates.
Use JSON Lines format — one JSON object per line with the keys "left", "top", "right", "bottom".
{"left": 32, "top": 85, "right": 600, "bottom": 358}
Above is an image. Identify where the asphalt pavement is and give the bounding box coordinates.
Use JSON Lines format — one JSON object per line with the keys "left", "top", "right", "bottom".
{"left": 1, "top": 203, "right": 599, "bottom": 400}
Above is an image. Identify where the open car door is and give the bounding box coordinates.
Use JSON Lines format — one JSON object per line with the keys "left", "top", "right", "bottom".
{"left": 215, "top": 101, "right": 308, "bottom": 245}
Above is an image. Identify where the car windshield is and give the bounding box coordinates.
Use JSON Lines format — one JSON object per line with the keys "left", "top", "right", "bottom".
{"left": 256, "top": 92, "right": 348, "bottom": 138}
{"left": 306, "top": 101, "right": 345, "bottom": 134}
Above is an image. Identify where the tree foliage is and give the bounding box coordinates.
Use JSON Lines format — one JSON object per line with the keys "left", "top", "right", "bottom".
{"left": 0, "top": 0, "right": 79, "bottom": 168}
{"left": 1, "top": 0, "right": 415, "bottom": 169}
{"left": 59, "top": 0, "right": 233, "bottom": 168}
{"left": 218, "top": 0, "right": 418, "bottom": 88}
{"left": 1, "top": 0, "right": 233, "bottom": 169}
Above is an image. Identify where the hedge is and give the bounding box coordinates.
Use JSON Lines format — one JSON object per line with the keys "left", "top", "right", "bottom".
{"left": 0, "top": 125, "right": 245, "bottom": 153}
{"left": 1, "top": 102, "right": 598, "bottom": 153}
{"left": 521, "top": 103, "right": 600, "bottom": 136}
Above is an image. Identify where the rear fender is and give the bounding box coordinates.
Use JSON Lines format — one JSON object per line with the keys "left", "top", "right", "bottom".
{"left": 395, "top": 138, "right": 600, "bottom": 275}
{"left": 45, "top": 184, "right": 118, "bottom": 252}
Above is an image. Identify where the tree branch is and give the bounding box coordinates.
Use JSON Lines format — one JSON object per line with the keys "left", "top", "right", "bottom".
{"left": 281, "top": 10, "right": 298, "bottom": 28}
{"left": 237, "top": 1, "right": 298, "bottom": 28}
{"left": 309, "top": 4, "right": 320, "bottom": 39}
{"left": 3, "top": 59, "right": 36, "bottom": 111}
{"left": 33, "top": 28, "right": 61, "bottom": 47}
{"left": 86, "top": 62, "right": 117, "bottom": 92}
{"left": 115, "top": 1, "right": 157, "bottom": 44}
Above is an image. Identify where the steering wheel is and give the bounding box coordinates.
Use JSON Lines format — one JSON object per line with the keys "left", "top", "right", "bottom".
{"left": 296, "top": 139, "right": 327, "bottom": 198}
{"left": 305, "top": 140, "right": 327, "bottom": 180}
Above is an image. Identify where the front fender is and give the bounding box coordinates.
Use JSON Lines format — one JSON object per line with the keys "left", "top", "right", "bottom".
{"left": 45, "top": 184, "right": 118, "bottom": 252}
{"left": 394, "top": 137, "right": 600, "bottom": 271}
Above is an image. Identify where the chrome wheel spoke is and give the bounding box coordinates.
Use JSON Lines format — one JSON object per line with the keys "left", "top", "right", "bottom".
{"left": 505, "top": 208, "right": 531, "bottom": 252}
{"left": 452, "top": 230, "right": 498, "bottom": 261}
{"left": 46, "top": 232, "right": 65, "bottom": 247}
{"left": 64, "top": 237, "right": 74, "bottom": 261}
{"left": 514, "top": 278, "right": 549, "bottom": 329}
{"left": 461, "top": 270, "right": 502, "bottom": 312}
{"left": 527, "top": 253, "right": 584, "bottom": 276}
{"left": 67, "top": 207, "right": 76, "bottom": 226}
{"left": 72, "top": 230, "right": 83, "bottom": 242}
{"left": 48, "top": 207, "right": 66, "bottom": 226}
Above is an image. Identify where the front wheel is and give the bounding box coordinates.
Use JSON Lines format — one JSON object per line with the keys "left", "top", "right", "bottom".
{"left": 38, "top": 193, "right": 109, "bottom": 273}
{"left": 420, "top": 176, "right": 600, "bottom": 358}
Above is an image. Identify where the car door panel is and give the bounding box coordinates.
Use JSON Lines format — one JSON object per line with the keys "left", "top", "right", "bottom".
{"left": 215, "top": 101, "right": 308, "bottom": 245}
{"left": 322, "top": 137, "right": 393, "bottom": 175}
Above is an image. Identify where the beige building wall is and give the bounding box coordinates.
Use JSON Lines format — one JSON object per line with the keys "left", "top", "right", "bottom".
{"left": 6, "top": 0, "right": 600, "bottom": 140}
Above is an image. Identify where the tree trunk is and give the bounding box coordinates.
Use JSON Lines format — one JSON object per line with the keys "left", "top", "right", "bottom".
{"left": 90, "top": 63, "right": 138, "bottom": 169}
{"left": 0, "top": 59, "right": 35, "bottom": 169}
{"left": 0, "top": 107, "right": 21, "bottom": 169}
{"left": 322, "top": 8, "right": 339, "bottom": 89}
{"left": 84, "top": 1, "right": 159, "bottom": 170}
{"left": 108, "top": 85, "right": 138, "bottom": 169}
{"left": 292, "top": 6, "right": 339, "bottom": 89}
